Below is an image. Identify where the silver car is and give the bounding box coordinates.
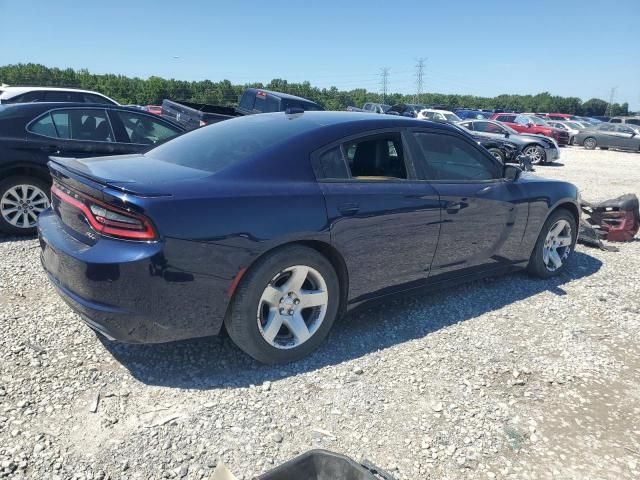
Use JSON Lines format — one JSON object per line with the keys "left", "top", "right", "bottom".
{"left": 575, "top": 123, "right": 640, "bottom": 151}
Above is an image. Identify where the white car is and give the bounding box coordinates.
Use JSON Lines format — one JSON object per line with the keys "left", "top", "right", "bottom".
{"left": 0, "top": 86, "right": 118, "bottom": 105}
{"left": 417, "top": 108, "right": 461, "bottom": 123}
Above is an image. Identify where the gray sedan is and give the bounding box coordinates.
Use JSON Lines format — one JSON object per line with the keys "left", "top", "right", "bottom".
{"left": 575, "top": 123, "right": 640, "bottom": 151}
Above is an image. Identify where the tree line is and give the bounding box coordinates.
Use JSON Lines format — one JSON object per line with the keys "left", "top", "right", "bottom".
{"left": 0, "top": 63, "right": 631, "bottom": 116}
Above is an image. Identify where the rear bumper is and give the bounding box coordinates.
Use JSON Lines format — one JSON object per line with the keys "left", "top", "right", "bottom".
{"left": 38, "top": 209, "right": 234, "bottom": 343}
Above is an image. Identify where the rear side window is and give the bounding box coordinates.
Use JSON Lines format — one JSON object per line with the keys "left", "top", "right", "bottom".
{"left": 413, "top": 132, "right": 499, "bottom": 181}
{"left": 30, "top": 113, "right": 57, "bottom": 137}
{"left": 147, "top": 114, "right": 319, "bottom": 174}
{"left": 609, "top": 118, "right": 621, "bottom": 123}
{"left": 29, "top": 108, "right": 114, "bottom": 142}
{"left": 627, "top": 119, "right": 640, "bottom": 126}
{"left": 115, "top": 111, "right": 181, "bottom": 145}
{"left": 253, "top": 93, "right": 279, "bottom": 113}
{"left": 82, "top": 93, "right": 114, "bottom": 105}
{"left": 239, "top": 92, "right": 255, "bottom": 110}
{"left": 313, "top": 146, "right": 349, "bottom": 180}
{"left": 497, "top": 114, "right": 516, "bottom": 122}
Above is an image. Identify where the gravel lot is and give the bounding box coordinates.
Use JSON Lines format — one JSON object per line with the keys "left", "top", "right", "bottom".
{"left": 1, "top": 146, "right": 639, "bottom": 480}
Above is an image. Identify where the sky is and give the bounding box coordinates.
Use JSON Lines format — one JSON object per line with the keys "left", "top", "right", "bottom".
{"left": 1, "top": 0, "right": 639, "bottom": 109}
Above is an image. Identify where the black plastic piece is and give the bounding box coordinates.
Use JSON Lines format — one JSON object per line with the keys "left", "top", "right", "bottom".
{"left": 256, "top": 449, "right": 396, "bottom": 480}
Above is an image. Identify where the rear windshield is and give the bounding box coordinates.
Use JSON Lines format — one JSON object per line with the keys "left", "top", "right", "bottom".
{"left": 147, "top": 114, "right": 317, "bottom": 173}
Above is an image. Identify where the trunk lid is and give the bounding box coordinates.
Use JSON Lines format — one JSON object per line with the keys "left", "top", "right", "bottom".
{"left": 49, "top": 153, "right": 213, "bottom": 196}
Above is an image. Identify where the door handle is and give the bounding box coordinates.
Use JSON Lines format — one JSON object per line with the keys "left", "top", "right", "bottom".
{"left": 338, "top": 203, "right": 360, "bottom": 216}
{"left": 445, "top": 201, "right": 464, "bottom": 214}
{"left": 41, "top": 145, "right": 60, "bottom": 154}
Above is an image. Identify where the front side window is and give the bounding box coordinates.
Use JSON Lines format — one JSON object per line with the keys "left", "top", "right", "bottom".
{"left": 609, "top": 118, "right": 621, "bottom": 123}
{"left": 115, "top": 111, "right": 181, "bottom": 145}
{"left": 615, "top": 125, "right": 634, "bottom": 134}
{"left": 413, "top": 132, "right": 499, "bottom": 181}
{"left": 475, "top": 121, "right": 504, "bottom": 134}
{"left": 343, "top": 134, "right": 407, "bottom": 180}
{"left": 626, "top": 119, "right": 640, "bottom": 126}
{"left": 460, "top": 121, "right": 473, "bottom": 131}
{"left": 598, "top": 124, "right": 614, "bottom": 131}
{"left": 29, "top": 108, "right": 114, "bottom": 142}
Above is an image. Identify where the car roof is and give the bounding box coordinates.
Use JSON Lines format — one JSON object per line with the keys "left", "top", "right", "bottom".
{"left": 421, "top": 108, "right": 456, "bottom": 114}
{"left": 226, "top": 110, "right": 456, "bottom": 137}
{"left": 0, "top": 86, "right": 113, "bottom": 97}
{"left": 0, "top": 102, "right": 184, "bottom": 129}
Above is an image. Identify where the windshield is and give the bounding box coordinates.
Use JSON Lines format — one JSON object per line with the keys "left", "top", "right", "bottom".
{"left": 497, "top": 122, "right": 519, "bottom": 135}
{"left": 528, "top": 116, "right": 548, "bottom": 126}
{"left": 444, "top": 113, "right": 461, "bottom": 122}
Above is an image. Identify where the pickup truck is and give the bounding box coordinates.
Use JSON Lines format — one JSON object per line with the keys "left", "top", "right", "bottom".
{"left": 162, "top": 88, "right": 323, "bottom": 130}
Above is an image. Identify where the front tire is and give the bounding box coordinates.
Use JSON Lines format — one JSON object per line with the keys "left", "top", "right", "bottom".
{"left": 523, "top": 145, "right": 546, "bottom": 165}
{"left": 224, "top": 245, "right": 340, "bottom": 364}
{"left": 487, "top": 148, "right": 505, "bottom": 162}
{"left": 0, "top": 176, "right": 51, "bottom": 235}
{"left": 527, "top": 209, "right": 577, "bottom": 279}
{"left": 583, "top": 137, "right": 597, "bottom": 150}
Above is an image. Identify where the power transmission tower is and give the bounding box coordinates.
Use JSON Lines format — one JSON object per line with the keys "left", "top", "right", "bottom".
{"left": 380, "top": 67, "right": 390, "bottom": 104}
{"left": 606, "top": 87, "right": 617, "bottom": 117}
{"left": 414, "top": 58, "right": 426, "bottom": 104}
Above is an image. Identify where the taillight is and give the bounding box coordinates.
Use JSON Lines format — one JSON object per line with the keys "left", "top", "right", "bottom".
{"left": 51, "top": 184, "right": 157, "bottom": 241}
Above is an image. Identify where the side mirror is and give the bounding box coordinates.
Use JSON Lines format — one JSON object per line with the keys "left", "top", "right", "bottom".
{"left": 503, "top": 164, "right": 522, "bottom": 181}
{"left": 527, "top": 122, "right": 534, "bottom": 128}
{"left": 504, "top": 131, "right": 510, "bottom": 138}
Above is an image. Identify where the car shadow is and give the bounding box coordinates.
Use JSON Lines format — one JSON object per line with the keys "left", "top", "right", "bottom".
{"left": 539, "top": 162, "right": 565, "bottom": 167}
{"left": 101, "top": 251, "right": 602, "bottom": 390}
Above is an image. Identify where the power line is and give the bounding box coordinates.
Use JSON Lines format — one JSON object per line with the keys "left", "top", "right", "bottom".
{"left": 380, "top": 67, "right": 390, "bottom": 104}
{"left": 414, "top": 58, "right": 426, "bottom": 104}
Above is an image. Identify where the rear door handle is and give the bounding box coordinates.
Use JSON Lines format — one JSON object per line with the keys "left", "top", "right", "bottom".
{"left": 338, "top": 203, "right": 360, "bottom": 216}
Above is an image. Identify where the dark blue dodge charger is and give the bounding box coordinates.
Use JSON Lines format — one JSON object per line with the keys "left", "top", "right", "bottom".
{"left": 38, "top": 112, "right": 580, "bottom": 364}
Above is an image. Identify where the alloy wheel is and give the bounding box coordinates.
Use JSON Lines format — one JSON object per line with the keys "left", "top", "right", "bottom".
{"left": 542, "top": 219, "right": 572, "bottom": 272}
{"left": 524, "top": 146, "right": 544, "bottom": 164}
{"left": 257, "top": 265, "right": 328, "bottom": 349}
{"left": 0, "top": 184, "right": 50, "bottom": 229}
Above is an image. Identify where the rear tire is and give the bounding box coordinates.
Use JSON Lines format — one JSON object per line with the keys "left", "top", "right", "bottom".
{"left": 583, "top": 137, "right": 597, "bottom": 150}
{"left": 0, "top": 176, "right": 51, "bottom": 235}
{"left": 224, "top": 245, "right": 340, "bottom": 364}
{"left": 527, "top": 209, "right": 577, "bottom": 279}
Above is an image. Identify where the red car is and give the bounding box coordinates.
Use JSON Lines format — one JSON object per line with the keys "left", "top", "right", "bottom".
{"left": 545, "top": 113, "right": 573, "bottom": 121}
{"left": 146, "top": 105, "right": 162, "bottom": 116}
{"left": 491, "top": 113, "right": 570, "bottom": 145}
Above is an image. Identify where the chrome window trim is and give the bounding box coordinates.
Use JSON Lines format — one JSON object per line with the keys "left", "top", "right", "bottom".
{"left": 27, "top": 107, "right": 116, "bottom": 144}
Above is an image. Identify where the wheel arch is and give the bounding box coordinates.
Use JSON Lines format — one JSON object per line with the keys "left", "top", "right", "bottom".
{"left": 228, "top": 239, "right": 350, "bottom": 319}
{"left": 0, "top": 163, "right": 51, "bottom": 185}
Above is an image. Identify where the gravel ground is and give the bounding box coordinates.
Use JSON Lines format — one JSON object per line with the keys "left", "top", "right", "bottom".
{"left": 1, "top": 146, "right": 639, "bottom": 480}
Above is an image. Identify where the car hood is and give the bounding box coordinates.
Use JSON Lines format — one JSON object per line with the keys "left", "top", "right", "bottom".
{"left": 49, "top": 154, "right": 213, "bottom": 196}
